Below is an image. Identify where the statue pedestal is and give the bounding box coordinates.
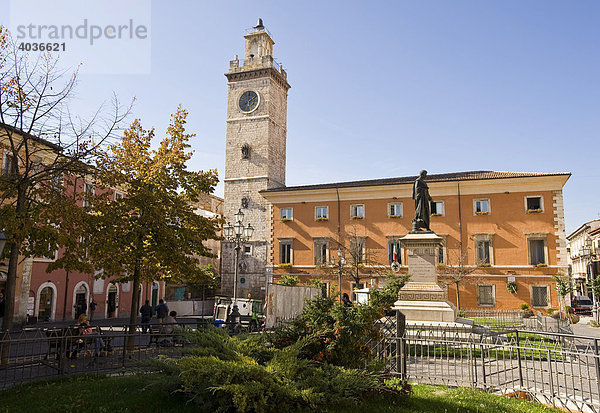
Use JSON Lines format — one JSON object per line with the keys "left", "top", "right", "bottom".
{"left": 393, "top": 232, "right": 456, "bottom": 322}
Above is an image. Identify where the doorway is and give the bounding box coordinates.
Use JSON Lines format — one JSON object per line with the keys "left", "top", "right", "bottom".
{"left": 107, "top": 284, "right": 118, "bottom": 318}
{"left": 74, "top": 284, "right": 88, "bottom": 319}
{"left": 38, "top": 286, "right": 53, "bottom": 321}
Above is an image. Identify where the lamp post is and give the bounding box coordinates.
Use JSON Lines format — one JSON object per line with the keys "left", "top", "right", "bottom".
{"left": 583, "top": 236, "right": 597, "bottom": 322}
{"left": 223, "top": 209, "right": 254, "bottom": 306}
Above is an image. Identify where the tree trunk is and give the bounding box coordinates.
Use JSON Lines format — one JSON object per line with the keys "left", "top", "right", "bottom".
{"left": 455, "top": 281, "right": 461, "bottom": 310}
{"left": 126, "top": 266, "right": 141, "bottom": 351}
{"left": 62, "top": 271, "right": 70, "bottom": 321}
{"left": 1, "top": 242, "right": 20, "bottom": 365}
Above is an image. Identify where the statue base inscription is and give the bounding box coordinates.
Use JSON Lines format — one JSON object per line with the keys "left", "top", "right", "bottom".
{"left": 393, "top": 232, "right": 456, "bottom": 322}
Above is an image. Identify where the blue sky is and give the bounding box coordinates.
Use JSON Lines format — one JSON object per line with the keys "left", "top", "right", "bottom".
{"left": 1, "top": 0, "right": 598, "bottom": 234}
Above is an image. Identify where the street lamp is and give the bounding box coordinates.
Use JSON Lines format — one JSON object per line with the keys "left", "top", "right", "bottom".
{"left": 223, "top": 209, "right": 254, "bottom": 306}
{"left": 583, "top": 236, "right": 597, "bottom": 322}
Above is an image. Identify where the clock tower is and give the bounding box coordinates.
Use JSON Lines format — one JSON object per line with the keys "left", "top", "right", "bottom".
{"left": 223, "top": 19, "right": 290, "bottom": 300}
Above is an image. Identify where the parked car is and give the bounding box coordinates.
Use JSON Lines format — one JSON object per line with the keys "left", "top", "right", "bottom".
{"left": 572, "top": 295, "right": 594, "bottom": 315}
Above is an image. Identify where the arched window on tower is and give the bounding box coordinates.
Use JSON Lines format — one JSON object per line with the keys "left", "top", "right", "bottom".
{"left": 241, "top": 143, "right": 250, "bottom": 159}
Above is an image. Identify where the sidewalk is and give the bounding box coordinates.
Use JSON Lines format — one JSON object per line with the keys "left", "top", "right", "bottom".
{"left": 571, "top": 316, "right": 600, "bottom": 339}
{"left": 18, "top": 315, "right": 214, "bottom": 332}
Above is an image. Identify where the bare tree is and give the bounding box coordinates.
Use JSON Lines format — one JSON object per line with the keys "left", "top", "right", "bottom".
{"left": 320, "top": 225, "right": 391, "bottom": 293}
{"left": 0, "top": 26, "right": 131, "bottom": 334}
{"left": 437, "top": 247, "right": 486, "bottom": 310}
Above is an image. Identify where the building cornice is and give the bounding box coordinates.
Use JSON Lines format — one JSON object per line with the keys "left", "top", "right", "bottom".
{"left": 261, "top": 174, "right": 571, "bottom": 204}
{"left": 225, "top": 67, "right": 290, "bottom": 91}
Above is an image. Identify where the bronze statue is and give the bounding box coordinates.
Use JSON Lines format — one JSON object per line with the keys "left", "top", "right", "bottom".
{"left": 412, "top": 170, "right": 432, "bottom": 232}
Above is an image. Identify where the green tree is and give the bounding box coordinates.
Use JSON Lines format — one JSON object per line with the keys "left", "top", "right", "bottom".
{"left": 589, "top": 276, "right": 600, "bottom": 323}
{"left": 552, "top": 273, "right": 574, "bottom": 319}
{"left": 87, "top": 107, "right": 219, "bottom": 347}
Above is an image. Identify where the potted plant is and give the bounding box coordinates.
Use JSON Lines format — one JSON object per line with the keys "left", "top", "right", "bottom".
{"left": 521, "top": 303, "right": 534, "bottom": 318}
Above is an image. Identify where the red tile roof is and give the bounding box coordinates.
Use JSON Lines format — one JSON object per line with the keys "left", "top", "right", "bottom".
{"left": 261, "top": 170, "right": 571, "bottom": 193}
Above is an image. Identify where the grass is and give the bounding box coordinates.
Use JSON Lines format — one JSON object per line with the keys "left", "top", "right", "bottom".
{"left": 405, "top": 343, "right": 564, "bottom": 361}
{"left": 470, "top": 317, "right": 522, "bottom": 328}
{"left": 0, "top": 374, "right": 563, "bottom": 413}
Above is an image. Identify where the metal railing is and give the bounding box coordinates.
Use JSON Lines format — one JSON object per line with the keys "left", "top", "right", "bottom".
{"left": 0, "top": 320, "right": 251, "bottom": 390}
{"left": 370, "top": 314, "right": 600, "bottom": 413}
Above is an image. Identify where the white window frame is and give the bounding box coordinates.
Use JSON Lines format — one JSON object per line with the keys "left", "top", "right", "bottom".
{"left": 350, "top": 281, "right": 366, "bottom": 302}
{"left": 50, "top": 173, "right": 64, "bottom": 189}
{"left": 527, "top": 234, "right": 548, "bottom": 266}
{"left": 279, "top": 239, "right": 293, "bottom": 265}
{"left": 349, "top": 237, "right": 366, "bottom": 264}
{"left": 473, "top": 198, "right": 490, "bottom": 216}
{"left": 280, "top": 207, "right": 293, "bottom": 221}
{"left": 321, "top": 281, "right": 330, "bottom": 297}
{"left": 314, "top": 238, "right": 330, "bottom": 266}
{"left": 33, "top": 247, "right": 59, "bottom": 262}
{"left": 350, "top": 203, "right": 365, "bottom": 219}
{"left": 315, "top": 206, "right": 329, "bottom": 221}
{"left": 525, "top": 195, "right": 544, "bottom": 213}
{"left": 388, "top": 202, "right": 403, "bottom": 218}
{"left": 431, "top": 201, "right": 444, "bottom": 216}
{"left": 531, "top": 285, "right": 550, "bottom": 308}
{"left": 114, "top": 190, "right": 124, "bottom": 201}
{"left": 477, "top": 284, "right": 495, "bottom": 307}
{"left": 83, "top": 182, "right": 94, "bottom": 207}
{"left": 2, "top": 152, "right": 16, "bottom": 175}
{"left": 437, "top": 235, "right": 447, "bottom": 264}
{"left": 474, "top": 234, "right": 494, "bottom": 266}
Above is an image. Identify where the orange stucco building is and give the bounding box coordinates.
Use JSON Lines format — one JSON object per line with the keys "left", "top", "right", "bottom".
{"left": 261, "top": 170, "right": 570, "bottom": 311}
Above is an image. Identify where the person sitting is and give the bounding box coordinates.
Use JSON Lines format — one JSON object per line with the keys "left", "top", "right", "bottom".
{"left": 159, "top": 311, "right": 180, "bottom": 345}
{"left": 76, "top": 314, "right": 105, "bottom": 357}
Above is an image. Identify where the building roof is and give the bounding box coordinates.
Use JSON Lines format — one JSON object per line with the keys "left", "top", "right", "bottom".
{"left": 261, "top": 170, "right": 571, "bottom": 194}
{"left": 0, "top": 123, "right": 63, "bottom": 152}
{"left": 567, "top": 219, "right": 600, "bottom": 240}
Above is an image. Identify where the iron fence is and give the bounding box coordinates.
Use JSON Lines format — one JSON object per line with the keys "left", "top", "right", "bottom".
{"left": 0, "top": 320, "right": 249, "bottom": 390}
{"left": 370, "top": 314, "right": 600, "bottom": 413}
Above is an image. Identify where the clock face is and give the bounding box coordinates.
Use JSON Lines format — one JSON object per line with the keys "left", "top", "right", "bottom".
{"left": 239, "top": 90, "right": 259, "bottom": 112}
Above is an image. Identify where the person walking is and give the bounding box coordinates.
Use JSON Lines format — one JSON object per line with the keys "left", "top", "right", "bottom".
{"left": 155, "top": 299, "right": 169, "bottom": 323}
{"left": 139, "top": 300, "right": 153, "bottom": 333}
{"left": 89, "top": 299, "right": 97, "bottom": 321}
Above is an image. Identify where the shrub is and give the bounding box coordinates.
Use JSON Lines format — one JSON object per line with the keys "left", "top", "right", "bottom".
{"left": 520, "top": 303, "right": 530, "bottom": 310}
{"left": 268, "top": 276, "right": 407, "bottom": 369}
{"left": 149, "top": 327, "right": 411, "bottom": 412}
{"left": 278, "top": 274, "right": 300, "bottom": 286}
{"left": 384, "top": 377, "right": 413, "bottom": 397}
{"left": 547, "top": 308, "right": 557, "bottom": 315}
{"left": 144, "top": 277, "right": 415, "bottom": 412}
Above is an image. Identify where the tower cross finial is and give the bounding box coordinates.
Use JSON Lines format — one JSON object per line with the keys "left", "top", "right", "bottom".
{"left": 254, "top": 18, "right": 264, "bottom": 29}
